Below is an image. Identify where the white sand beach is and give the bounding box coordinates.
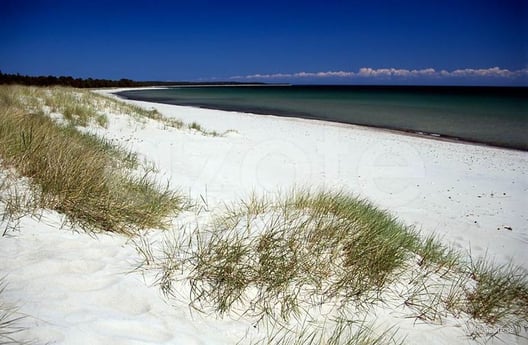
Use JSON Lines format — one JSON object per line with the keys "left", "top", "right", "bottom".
{"left": 1, "top": 88, "right": 527, "bottom": 344}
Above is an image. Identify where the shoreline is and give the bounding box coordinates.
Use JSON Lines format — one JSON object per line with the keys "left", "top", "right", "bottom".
{"left": 115, "top": 90, "right": 528, "bottom": 152}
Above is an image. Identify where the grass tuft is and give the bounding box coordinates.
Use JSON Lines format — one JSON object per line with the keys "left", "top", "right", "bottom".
{"left": 158, "top": 190, "right": 422, "bottom": 322}
{"left": 188, "top": 122, "right": 202, "bottom": 132}
{"left": 415, "top": 234, "right": 461, "bottom": 274}
{"left": 465, "top": 259, "right": 528, "bottom": 325}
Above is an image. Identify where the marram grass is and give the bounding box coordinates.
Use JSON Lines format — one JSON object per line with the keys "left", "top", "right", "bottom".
{"left": 138, "top": 189, "right": 528, "bottom": 344}
{"left": 185, "top": 190, "right": 422, "bottom": 319}
{"left": 1, "top": 84, "right": 226, "bottom": 136}
{"left": 0, "top": 85, "right": 185, "bottom": 234}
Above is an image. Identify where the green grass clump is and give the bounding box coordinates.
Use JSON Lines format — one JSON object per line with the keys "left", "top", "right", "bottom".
{"left": 142, "top": 189, "right": 528, "bottom": 343}
{"left": 465, "top": 259, "right": 528, "bottom": 326}
{"left": 188, "top": 122, "right": 203, "bottom": 132}
{"left": 172, "top": 190, "right": 422, "bottom": 320}
{"left": 0, "top": 85, "right": 184, "bottom": 234}
{"left": 187, "top": 121, "right": 222, "bottom": 137}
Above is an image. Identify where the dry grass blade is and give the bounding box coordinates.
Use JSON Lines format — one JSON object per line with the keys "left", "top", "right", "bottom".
{"left": 0, "top": 278, "right": 29, "bottom": 345}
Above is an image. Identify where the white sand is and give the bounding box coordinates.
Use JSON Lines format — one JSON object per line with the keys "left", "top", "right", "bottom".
{"left": 1, "top": 88, "right": 527, "bottom": 344}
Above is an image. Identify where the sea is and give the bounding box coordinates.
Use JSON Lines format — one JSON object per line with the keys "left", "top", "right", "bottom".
{"left": 117, "top": 85, "right": 528, "bottom": 151}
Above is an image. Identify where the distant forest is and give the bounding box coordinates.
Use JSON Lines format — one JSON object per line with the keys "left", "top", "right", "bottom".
{"left": 0, "top": 71, "right": 259, "bottom": 88}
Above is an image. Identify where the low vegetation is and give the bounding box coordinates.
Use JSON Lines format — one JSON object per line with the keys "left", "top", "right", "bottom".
{"left": 0, "top": 85, "right": 185, "bottom": 235}
{"left": 1, "top": 84, "right": 225, "bottom": 135}
{"left": 185, "top": 191, "right": 419, "bottom": 319}
{"left": 137, "top": 189, "right": 528, "bottom": 344}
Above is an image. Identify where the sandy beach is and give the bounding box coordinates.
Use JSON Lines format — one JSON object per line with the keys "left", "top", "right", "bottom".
{"left": 101, "top": 89, "right": 528, "bottom": 269}
{"left": 1, "top": 88, "right": 527, "bottom": 344}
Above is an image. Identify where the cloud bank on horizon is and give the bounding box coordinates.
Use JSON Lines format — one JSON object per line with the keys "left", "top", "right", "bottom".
{"left": 230, "top": 67, "right": 528, "bottom": 84}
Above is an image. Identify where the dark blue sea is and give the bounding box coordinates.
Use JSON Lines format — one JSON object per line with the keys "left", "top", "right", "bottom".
{"left": 118, "top": 85, "right": 528, "bottom": 151}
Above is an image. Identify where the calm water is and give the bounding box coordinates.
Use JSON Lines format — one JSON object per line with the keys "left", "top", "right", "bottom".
{"left": 118, "top": 86, "right": 528, "bottom": 150}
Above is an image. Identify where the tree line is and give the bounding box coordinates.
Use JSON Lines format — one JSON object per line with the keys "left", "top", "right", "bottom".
{"left": 0, "top": 71, "right": 166, "bottom": 88}
{"left": 0, "top": 71, "right": 263, "bottom": 88}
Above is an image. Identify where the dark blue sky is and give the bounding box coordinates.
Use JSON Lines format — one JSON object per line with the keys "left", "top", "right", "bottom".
{"left": 1, "top": 0, "right": 526, "bottom": 85}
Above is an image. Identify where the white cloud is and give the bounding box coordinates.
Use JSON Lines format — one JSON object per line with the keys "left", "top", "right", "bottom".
{"left": 231, "top": 67, "right": 528, "bottom": 81}
{"left": 231, "top": 73, "right": 293, "bottom": 79}
{"left": 231, "top": 70, "right": 357, "bottom": 79}
{"left": 356, "top": 67, "right": 436, "bottom": 77}
{"left": 449, "top": 67, "right": 516, "bottom": 77}
{"left": 318, "top": 71, "right": 355, "bottom": 77}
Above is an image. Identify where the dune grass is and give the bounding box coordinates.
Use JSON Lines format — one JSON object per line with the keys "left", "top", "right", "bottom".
{"left": 6, "top": 85, "right": 108, "bottom": 128}
{"left": 2, "top": 84, "right": 226, "bottom": 136}
{"left": 185, "top": 190, "right": 420, "bottom": 319}
{"left": 136, "top": 189, "right": 528, "bottom": 344}
{"left": 92, "top": 91, "right": 228, "bottom": 136}
{"left": 465, "top": 259, "right": 528, "bottom": 327}
{"left": 0, "top": 85, "right": 185, "bottom": 235}
{"left": 0, "top": 278, "right": 27, "bottom": 345}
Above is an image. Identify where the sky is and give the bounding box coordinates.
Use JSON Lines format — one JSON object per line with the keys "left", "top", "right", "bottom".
{"left": 0, "top": 0, "right": 527, "bottom": 85}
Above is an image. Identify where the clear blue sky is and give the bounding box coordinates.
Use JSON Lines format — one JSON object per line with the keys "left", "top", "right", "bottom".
{"left": 1, "top": 0, "right": 526, "bottom": 85}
